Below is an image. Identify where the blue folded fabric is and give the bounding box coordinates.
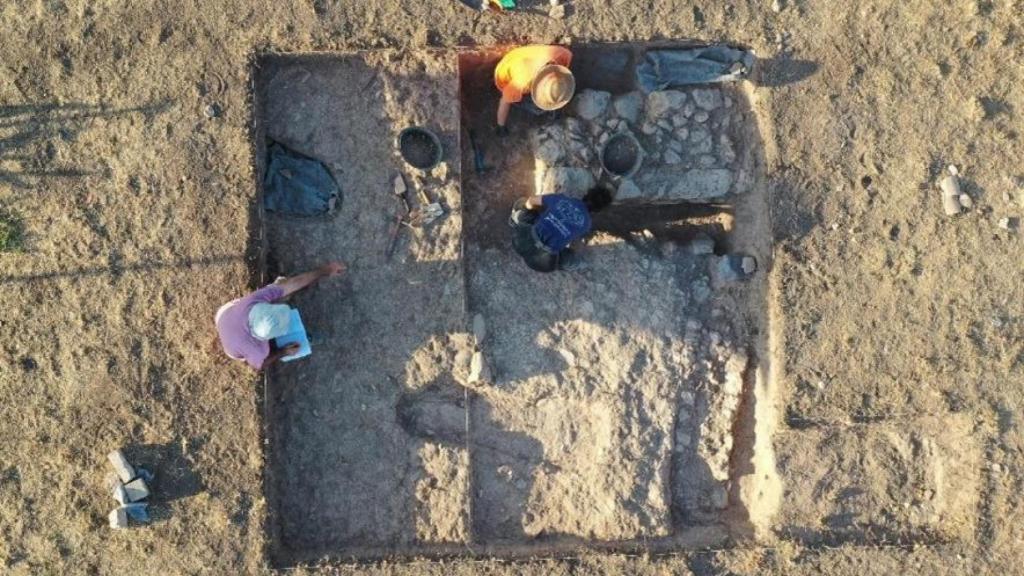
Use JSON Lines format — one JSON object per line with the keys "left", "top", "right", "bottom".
{"left": 263, "top": 142, "right": 340, "bottom": 216}
{"left": 636, "top": 46, "right": 756, "bottom": 92}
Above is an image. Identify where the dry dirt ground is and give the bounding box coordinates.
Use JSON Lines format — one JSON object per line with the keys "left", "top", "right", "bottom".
{"left": 0, "top": 1, "right": 1022, "bottom": 575}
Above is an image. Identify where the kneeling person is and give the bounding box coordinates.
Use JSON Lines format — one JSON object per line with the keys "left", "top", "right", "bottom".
{"left": 509, "top": 187, "right": 612, "bottom": 272}
{"left": 214, "top": 261, "right": 346, "bottom": 370}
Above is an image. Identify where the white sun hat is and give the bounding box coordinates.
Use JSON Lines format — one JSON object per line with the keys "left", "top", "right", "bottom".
{"left": 248, "top": 303, "right": 292, "bottom": 341}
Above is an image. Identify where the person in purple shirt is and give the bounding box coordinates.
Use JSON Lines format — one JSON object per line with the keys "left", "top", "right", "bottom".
{"left": 509, "top": 187, "right": 612, "bottom": 272}
{"left": 214, "top": 261, "right": 345, "bottom": 370}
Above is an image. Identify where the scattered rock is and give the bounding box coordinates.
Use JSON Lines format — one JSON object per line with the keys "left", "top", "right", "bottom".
{"left": 691, "top": 88, "right": 723, "bottom": 111}
{"left": 711, "top": 485, "right": 728, "bottom": 509}
{"left": 711, "top": 254, "right": 755, "bottom": 284}
{"left": 124, "top": 478, "right": 150, "bottom": 502}
{"left": 668, "top": 139, "right": 684, "bottom": 154}
{"left": 110, "top": 479, "right": 128, "bottom": 506}
{"left": 958, "top": 193, "right": 973, "bottom": 209}
{"left": 675, "top": 429, "right": 692, "bottom": 447}
{"left": 664, "top": 149, "right": 682, "bottom": 165}
{"left": 548, "top": 3, "right": 565, "bottom": 18}
{"left": 573, "top": 89, "right": 611, "bottom": 121}
{"left": 535, "top": 138, "right": 564, "bottom": 164}
{"left": 657, "top": 119, "right": 672, "bottom": 131}
{"left": 691, "top": 278, "right": 711, "bottom": 303}
{"left": 566, "top": 137, "right": 593, "bottom": 164}
{"left": 939, "top": 172, "right": 963, "bottom": 216}
{"left": 108, "top": 450, "right": 135, "bottom": 484}
{"left": 697, "top": 154, "right": 717, "bottom": 168}
{"left": 741, "top": 256, "right": 757, "bottom": 274}
{"left": 539, "top": 166, "right": 595, "bottom": 197}
{"left": 724, "top": 351, "right": 748, "bottom": 396}
{"left": 646, "top": 90, "right": 686, "bottom": 119}
{"left": 998, "top": 217, "right": 1018, "bottom": 231}
{"left": 681, "top": 101, "right": 695, "bottom": 118}
{"left": 468, "top": 351, "right": 491, "bottom": 383}
{"left": 616, "top": 179, "right": 642, "bottom": 201}
{"left": 718, "top": 134, "right": 736, "bottom": 164}
{"left": 612, "top": 91, "right": 643, "bottom": 124}
{"left": 472, "top": 313, "right": 486, "bottom": 344}
{"left": 393, "top": 174, "right": 407, "bottom": 196}
{"left": 693, "top": 110, "right": 710, "bottom": 123}
{"left": 772, "top": 0, "right": 784, "bottom": 12}
{"left": 689, "top": 126, "right": 714, "bottom": 154}
{"left": 203, "top": 102, "right": 222, "bottom": 118}
{"left": 109, "top": 507, "right": 128, "bottom": 529}
{"left": 689, "top": 233, "right": 715, "bottom": 255}
{"left": 640, "top": 122, "right": 657, "bottom": 135}
{"left": 675, "top": 126, "right": 690, "bottom": 141}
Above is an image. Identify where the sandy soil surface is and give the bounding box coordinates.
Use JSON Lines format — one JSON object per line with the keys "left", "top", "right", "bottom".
{"left": 0, "top": 1, "right": 1022, "bottom": 575}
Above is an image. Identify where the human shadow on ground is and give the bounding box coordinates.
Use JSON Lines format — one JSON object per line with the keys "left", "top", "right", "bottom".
{"left": 0, "top": 254, "right": 242, "bottom": 284}
{"left": 0, "top": 101, "right": 171, "bottom": 189}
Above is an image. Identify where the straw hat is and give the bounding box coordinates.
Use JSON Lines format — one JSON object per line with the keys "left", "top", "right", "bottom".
{"left": 531, "top": 64, "right": 575, "bottom": 111}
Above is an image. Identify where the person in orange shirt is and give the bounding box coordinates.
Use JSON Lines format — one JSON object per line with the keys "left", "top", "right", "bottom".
{"left": 494, "top": 45, "right": 575, "bottom": 132}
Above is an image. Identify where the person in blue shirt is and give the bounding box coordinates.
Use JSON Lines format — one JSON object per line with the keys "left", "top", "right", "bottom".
{"left": 509, "top": 187, "right": 613, "bottom": 272}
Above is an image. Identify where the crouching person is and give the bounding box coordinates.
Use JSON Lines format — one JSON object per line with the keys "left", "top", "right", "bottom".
{"left": 214, "top": 261, "right": 345, "bottom": 370}
{"left": 509, "top": 187, "right": 612, "bottom": 272}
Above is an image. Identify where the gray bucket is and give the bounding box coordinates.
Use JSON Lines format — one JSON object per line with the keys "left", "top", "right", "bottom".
{"left": 600, "top": 132, "right": 643, "bottom": 179}
{"left": 398, "top": 126, "right": 443, "bottom": 171}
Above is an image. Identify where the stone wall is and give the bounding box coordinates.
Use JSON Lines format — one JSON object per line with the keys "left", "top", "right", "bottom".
{"left": 532, "top": 86, "right": 755, "bottom": 204}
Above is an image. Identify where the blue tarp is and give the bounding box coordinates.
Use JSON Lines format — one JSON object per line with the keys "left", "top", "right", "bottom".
{"left": 636, "top": 46, "right": 756, "bottom": 93}
{"left": 263, "top": 142, "right": 339, "bottom": 216}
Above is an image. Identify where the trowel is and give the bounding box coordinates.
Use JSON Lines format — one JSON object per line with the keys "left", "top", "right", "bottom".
{"left": 411, "top": 186, "right": 445, "bottom": 227}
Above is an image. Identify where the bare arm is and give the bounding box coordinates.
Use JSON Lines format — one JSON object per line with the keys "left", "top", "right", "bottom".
{"left": 261, "top": 343, "right": 300, "bottom": 370}
{"left": 275, "top": 261, "right": 346, "bottom": 298}
{"left": 524, "top": 195, "right": 545, "bottom": 210}
{"left": 497, "top": 98, "right": 512, "bottom": 127}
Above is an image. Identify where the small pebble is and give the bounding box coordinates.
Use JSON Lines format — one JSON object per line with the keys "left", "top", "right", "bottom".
{"left": 958, "top": 194, "right": 973, "bottom": 209}
{"left": 203, "top": 103, "right": 221, "bottom": 119}
{"left": 472, "top": 313, "right": 486, "bottom": 344}
{"left": 772, "top": 0, "right": 784, "bottom": 12}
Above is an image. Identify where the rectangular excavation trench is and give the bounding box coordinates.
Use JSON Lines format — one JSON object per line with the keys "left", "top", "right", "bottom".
{"left": 254, "top": 45, "right": 777, "bottom": 567}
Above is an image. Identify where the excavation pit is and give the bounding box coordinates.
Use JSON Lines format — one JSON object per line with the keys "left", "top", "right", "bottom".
{"left": 255, "top": 45, "right": 775, "bottom": 567}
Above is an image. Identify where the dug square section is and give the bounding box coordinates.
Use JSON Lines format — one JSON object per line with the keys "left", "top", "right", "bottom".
{"left": 256, "top": 46, "right": 774, "bottom": 565}
{"left": 458, "top": 44, "right": 773, "bottom": 553}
